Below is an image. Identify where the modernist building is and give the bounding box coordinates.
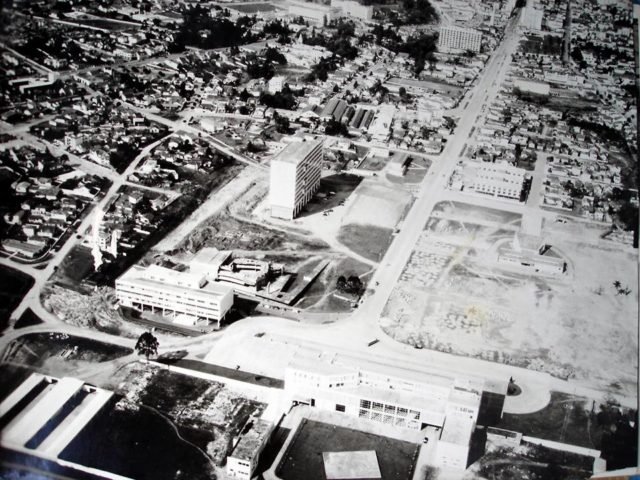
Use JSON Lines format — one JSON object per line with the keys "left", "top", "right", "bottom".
{"left": 270, "top": 139, "right": 323, "bottom": 220}
{"left": 331, "top": 0, "right": 373, "bottom": 20}
{"left": 115, "top": 264, "right": 234, "bottom": 326}
{"left": 189, "top": 247, "right": 285, "bottom": 292}
{"left": 267, "top": 76, "right": 286, "bottom": 94}
{"left": 469, "top": 162, "right": 526, "bottom": 200}
{"left": 520, "top": 5, "right": 544, "bottom": 30}
{"left": 288, "top": 1, "right": 339, "bottom": 25}
{"left": 283, "top": 349, "right": 484, "bottom": 470}
{"left": 438, "top": 25, "right": 482, "bottom": 53}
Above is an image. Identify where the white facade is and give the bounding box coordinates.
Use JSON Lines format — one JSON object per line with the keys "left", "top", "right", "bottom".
{"left": 283, "top": 350, "right": 483, "bottom": 470}
{"left": 289, "top": 1, "right": 339, "bottom": 25}
{"left": 470, "top": 162, "right": 526, "bottom": 200}
{"left": 331, "top": 0, "right": 373, "bottom": 20}
{"left": 520, "top": 6, "right": 543, "bottom": 30}
{"left": 226, "top": 419, "right": 273, "bottom": 480}
{"left": 115, "top": 264, "right": 234, "bottom": 324}
{"left": 268, "top": 76, "right": 286, "bottom": 94}
{"left": 514, "top": 79, "right": 550, "bottom": 96}
{"left": 438, "top": 25, "right": 482, "bottom": 53}
{"left": 270, "top": 139, "right": 323, "bottom": 219}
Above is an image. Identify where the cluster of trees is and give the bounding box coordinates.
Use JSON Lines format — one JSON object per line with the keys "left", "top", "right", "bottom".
{"left": 246, "top": 47, "right": 288, "bottom": 80}
{"left": 366, "top": 25, "right": 437, "bottom": 76}
{"left": 400, "top": 0, "right": 438, "bottom": 25}
{"left": 169, "top": 7, "right": 255, "bottom": 52}
{"left": 566, "top": 117, "right": 625, "bottom": 145}
{"left": 336, "top": 275, "right": 364, "bottom": 296}
{"left": 272, "top": 112, "right": 291, "bottom": 134}
{"left": 303, "top": 20, "right": 359, "bottom": 60}
{"left": 259, "top": 86, "right": 297, "bottom": 110}
{"left": 325, "top": 118, "right": 350, "bottom": 137}
{"left": 304, "top": 55, "right": 341, "bottom": 82}
{"left": 262, "top": 20, "right": 292, "bottom": 44}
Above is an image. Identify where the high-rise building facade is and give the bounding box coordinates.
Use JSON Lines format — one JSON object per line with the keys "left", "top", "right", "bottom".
{"left": 438, "top": 25, "right": 482, "bottom": 53}
{"left": 270, "top": 139, "right": 323, "bottom": 220}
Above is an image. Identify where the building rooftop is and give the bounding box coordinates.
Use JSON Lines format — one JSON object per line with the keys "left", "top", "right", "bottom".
{"left": 439, "top": 415, "right": 475, "bottom": 446}
{"left": 118, "top": 265, "right": 232, "bottom": 298}
{"left": 272, "top": 139, "right": 323, "bottom": 165}
{"left": 229, "top": 418, "right": 273, "bottom": 461}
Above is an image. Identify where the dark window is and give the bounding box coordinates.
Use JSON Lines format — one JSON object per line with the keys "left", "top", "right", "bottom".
{"left": 335, "top": 404, "right": 345, "bottom": 412}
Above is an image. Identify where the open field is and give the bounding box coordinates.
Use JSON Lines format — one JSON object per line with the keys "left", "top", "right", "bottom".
{"left": 179, "top": 209, "right": 330, "bottom": 253}
{"left": 296, "top": 256, "right": 373, "bottom": 312}
{"left": 42, "top": 285, "right": 145, "bottom": 338}
{"left": 466, "top": 442, "right": 593, "bottom": 480}
{"left": 60, "top": 396, "right": 215, "bottom": 480}
{"left": 381, "top": 202, "right": 638, "bottom": 397}
{"left": 337, "top": 224, "right": 394, "bottom": 262}
{"left": 103, "top": 363, "right": 265, "bottom": 465}
{"left": 276, "top": 419, "right": 418, "bottom": 480}
{"left": 497, "top": 391, "right": 638, "bottom": 466}
{"left": 50, "top": 244, "right": 95, "bottom": 293}
{"left": 155, "top": 166, "right": 261, "bottom": 252}
{"left": 0, "top": 265, "right": 34, "bottom": 330}
{"left": 2, "top": 332, "right": 132, "bottom": 369}
{"left": 342, "top": 180, "right": 413, "bottom": 229}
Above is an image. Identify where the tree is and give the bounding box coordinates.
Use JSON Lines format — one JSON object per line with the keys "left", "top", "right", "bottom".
{"left": 273, "top": 112, "right": 291, "bottom": 133}
{"left": 135, "top": 331, "right": 159, "bottom": 361}
{"left": 346, "top": 275, "right": 364, "bottom": 295}
{"left": 336, "top": 275, "right": 347, "bottom": 291}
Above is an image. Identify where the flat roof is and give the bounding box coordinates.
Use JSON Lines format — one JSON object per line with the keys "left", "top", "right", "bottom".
{"left": 272, "top": 139, "right": 322, "bottom": 165}
{"left": 288, "top": 347, "right": 484, "bottom": 394}
{"left": 118, "top": 265, "right": 232, "bottom": 298}
{"left": 322, "top": 451, "right": 381, "bottom": 480}
{"left": 229, "top": 419, "right": 273, "bottom": 461}
{"left": 440, "top": 415, "right": 475, "bottom": 445}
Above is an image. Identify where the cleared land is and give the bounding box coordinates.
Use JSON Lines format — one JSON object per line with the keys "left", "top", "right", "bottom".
{"left": 179, "top": 209, "right": 330, "bottom": 253}
{"left": 276, "top": 420, "right": 418, "bottom": 480}
{"left": 102, "top": 363, "right": 266, "bottom": 465}
{"left": 342, "top": 180, "right": 413, "bottom": 229}
{"left": 382, "top": 201, "right": 638, "bottom": 397}
{"left": 2, "top": 332, "right": 132, "bottom": 369}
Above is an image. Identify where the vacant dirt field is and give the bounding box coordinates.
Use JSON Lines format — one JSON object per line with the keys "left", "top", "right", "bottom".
{"left": 342, "top": 180, "right": 413, "bottom": 229}
{"left": 381, "top": 203, "right": 638, "bottom": 398}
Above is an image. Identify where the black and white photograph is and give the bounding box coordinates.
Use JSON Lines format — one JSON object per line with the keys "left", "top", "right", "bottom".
{"left": 0, "top": 0, "right": 638, "bottom": 478}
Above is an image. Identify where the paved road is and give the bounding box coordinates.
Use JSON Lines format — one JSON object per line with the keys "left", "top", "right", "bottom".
{"left": 355, "top": 13, "right": 523, "bottom": 327}
{"left": 5, "top": 133, "right": 172, "bottom": 322}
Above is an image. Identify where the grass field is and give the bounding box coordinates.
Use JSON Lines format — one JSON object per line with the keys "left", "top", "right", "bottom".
{"left": 337, "top": 224, "right": 394, "bottom": 262}
{"left": 107, "top": 364, "right": 266, "bottom": 464}
{"left": 60, "top": 396, "right": 215, "bottom": 480}
{"left": 50, "top": 245, "right": 95, "bottom": 293}
{"left": 277, "top": 420, "right": 419, "bottom": 480}
{"left": 0, "top": 265, "right": 34, "bottom": 331}
{"left": 2, "top": 332, "right": 132, "bottom": 368}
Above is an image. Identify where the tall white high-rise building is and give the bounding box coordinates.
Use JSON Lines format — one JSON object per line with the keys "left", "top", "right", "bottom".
{"left": 270, "top": 139, "right": 323, "bottom": 219}
{"left": 438, "top": 25, "right": 482, "bottom": 53}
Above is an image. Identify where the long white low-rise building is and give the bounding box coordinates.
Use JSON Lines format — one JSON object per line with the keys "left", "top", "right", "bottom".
{"left": 283, "top": 349, "right": 484, "bottom": 470}
{"left": 115, "top": 264, "right": 234, "bottom": 326}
